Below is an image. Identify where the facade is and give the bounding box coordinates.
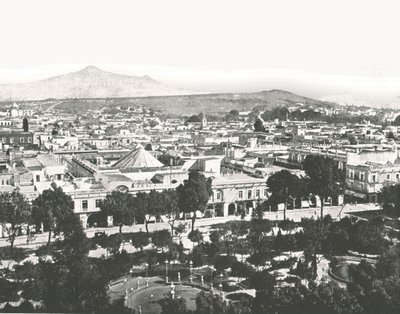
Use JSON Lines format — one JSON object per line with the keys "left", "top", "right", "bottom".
{"left": 207, "top": 173, "right": 268, "bottom": 217}
{"left": 0, "top": 130, "right": 34, "bottom": 148}
{"left": 346, "top": 160, "right": 400, "bottom": 203}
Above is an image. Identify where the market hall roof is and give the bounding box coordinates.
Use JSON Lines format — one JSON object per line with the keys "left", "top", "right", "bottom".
{"left": 112, "top": 144, "right": 164, "bottom": 169}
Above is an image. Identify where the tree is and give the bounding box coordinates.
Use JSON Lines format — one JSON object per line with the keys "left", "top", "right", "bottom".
{"left": 32, "top": 183, "right": 75, "bottom": 245}
{"left": 195, "top": 291, "right": 227, "bottom": 314}
{"left": 131, "top": 231, "right": 150, "bottom": 252}
{"left": 188, "top": 229, "right": 203, "bottom": 248}
{"left": 0, "top": 191, "right": 31, "bottom": 253}
{"left": 151, "top": 230, "right": 172, "bottom": 253}
{"left": 133, "top": 192, "right": 155, "bottom": 233}
{"left": 393, "top": 115, "right": 400, "bottom": 126}
{"left": 303, "top": 155, "right": 341, "bottom": 218}
{"left": 380, "top": 184, "right": 400, "bottom": 217}
{"left": 387, "top": 131, "right": 396, "bottom": 140}
{"left": 146, "top": 190, "right": 163, "bottom": 232}
{"left": 36, "top": 213, "right": 109, "bottom": 312}
{"left": 159, "top": 296, "right": 188, "bottom": 314}
{"left": 160, "top": 189, "right": 180, "bottom": 235}
{"left": 254, "top": 119, "right": 265, "bottom": 132}
{"left": 348, "top": 135, "right": 358, "bottom": 145}
{"left": 99, "top": 190, "right": 134, "bottom": 233}
{"left": 176, "top": 171, "right": 212, "bottom": 231}
{"left": 266, "top": 170, "right": 302, "bottom": 220}
{"left": 22, "top": 117, "right": 29, "bottom": 132}
{"left": 144, "top": 143, "right": 153, "bottom": 150}
{"left": 185, "top": 114, "right": 202, "bottom": 125}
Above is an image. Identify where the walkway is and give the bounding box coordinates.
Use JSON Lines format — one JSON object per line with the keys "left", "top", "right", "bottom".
{"left": 0, "top": 203, "right": 381, "bottom": 249}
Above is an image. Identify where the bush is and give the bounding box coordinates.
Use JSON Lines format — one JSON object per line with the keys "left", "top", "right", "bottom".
{"left": 215, "top": 255, "right": 237, "bottom": 272}
{"left": 231, "top": 261, "right": 255, "bottom": 278}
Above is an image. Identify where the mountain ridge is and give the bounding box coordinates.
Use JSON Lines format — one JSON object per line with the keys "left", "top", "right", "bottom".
{"left": 0, "top": 65, "right": 192, "bottom": 100}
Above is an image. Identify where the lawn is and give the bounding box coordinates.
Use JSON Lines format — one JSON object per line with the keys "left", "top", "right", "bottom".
{"left": 126, "top": 284, "right": 203, "bottom": 313}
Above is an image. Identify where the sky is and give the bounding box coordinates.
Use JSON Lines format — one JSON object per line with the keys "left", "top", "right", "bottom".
{"left": 0, "top": 0, "right": 399, "bottom": 105}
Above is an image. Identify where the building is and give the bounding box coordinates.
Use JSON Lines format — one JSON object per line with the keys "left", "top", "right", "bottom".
{"left": 0, "top": 130, "right": 34, "bottom": 148}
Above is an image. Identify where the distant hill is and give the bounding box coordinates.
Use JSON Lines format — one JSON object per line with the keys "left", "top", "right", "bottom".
{"left": 101, "top": 89, "right": 338, "bottom": 115}
{"left": 16, "top": 89, "right": 338, "bottom": 116}
{"left": 0, "top": 66, "right": 192, "bottom": 100}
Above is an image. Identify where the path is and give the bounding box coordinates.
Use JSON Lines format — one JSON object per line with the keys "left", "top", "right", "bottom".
{"left": 0, "top": 203, "right": 381, "bottom": 249}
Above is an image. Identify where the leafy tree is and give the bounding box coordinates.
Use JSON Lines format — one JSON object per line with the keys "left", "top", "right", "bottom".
{"left": 195, "top": 291, "right": 227, "bottom": 314}
{"left": 188, "top": 229, "right": 203, "bottom": 247}
{"left": 253, "top": 118, "right": 265, "bottom": 132}
{"left": 104, "top": 233, "right": 123, "bottom": 257}
{"left": 0, "top": 191, "right": 31, "bottom": 253}
{"left": 214, "top": 255, "right": 237, "bottom": 272}
{"left": 146, "top": 190, "right": 163, "bottom": 231}
{"left": 266, "top": 170, "right": 302, "bottom": 220}
{"left": 32, "top": 183, "right": 75, "bottom": 245}
{"left": 224, "top": 109, "right": 240, "bottom": 122}
{"left": 100, "top": 190, "right": 134, "bottom": 233}
{"left": 185, "top": 113, "right": 202, "bottom": 125}
{"left": 251, "top": 270, "right": 276, "bottom": 313}
{"left": 160, "top": 189, "right": 180, "bottom": 235}
{"left": 300, "top": 217, "right": 331, "bottom": 280}
{"left": 348, "top": 135, "right": 358, "bottom": 145}
{"left": 144, "top": 143, "right": 153, "bottom": 150}
{"left": 393, "top": 115, "right": 400, "bottom": 126}
{"left": 35, "top": 214, "right": 109, "bottom": 312}
{"left": 380, "top": 184, "right": 400, "bottom": 217}
{"left": 151, "top": 229, "right": 172, "bottom": 253}
{"left": 131, "top": 231, "right": 150, "bottom": 252}
{"left": 177, "top": 171, "right": 212, "bottom": 231}
{"left": 132, "top": 191, "right": 163, "bottom": 233}
{"left": 303, "top": 155, "right": 341, "bottom": 218}
{"left": 159, "top": 296, "right": 188, "bottom": 314}
{"left": 387, "top": 131, "right": 396, "bottom": 140}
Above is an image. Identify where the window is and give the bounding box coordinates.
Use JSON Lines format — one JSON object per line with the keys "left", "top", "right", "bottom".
{"left": 27, "top": 137, "right": 32, "bottom": 143}
{"left": 338, "top": 162, "right": 343, "bottom": 170}
{"left": 20, "top": 137, "right": 24, "bottom": 143}
{"left": 360, "top": 173, "right": 365, "bottom": 181}
{"left": 1, "top": 138, "right": 5, "bottom": 143}
{"left": 387, "top": 174, "right": 391, "bottom": 180}
{"left": 238, "top": 191, "right": 243, "bottom": 199}
{"left": 349, "top": 170, "right": 354, "bottom": 179}
{"left": 216, "top": 192, "right": 221, "bottom": 200}
{"left": 36, "top": 175, "right": 40, "bottom": 182}
{"left": 95, "top": 199, "right": 101, "bottom": 208}
{"left": 10, "top": 137, "right": 14, "bottom": 144}
{"left": 82, "top": 200, "right": 88, "bottom": 211}
{"left": 57, "top": 174, "right": 62, "bottom": 180}
{"left": 264, "top": 189, "right": 268, "bottom": 197}
{"left": 248, "top": 190, "right": 252, "bottom": 199}
{"left": 256, "top": 189, "right": 260, "bottom": 197}
{"left": 372, "top": 174, "right": 377, "bottom": 182}
{"left": 397, "top": 173, "right": 400, "bottom": 180}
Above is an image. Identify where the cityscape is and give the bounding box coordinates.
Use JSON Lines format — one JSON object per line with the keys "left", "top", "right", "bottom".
{"left": 1, "top": 1, "right": 400, "bottom": 314}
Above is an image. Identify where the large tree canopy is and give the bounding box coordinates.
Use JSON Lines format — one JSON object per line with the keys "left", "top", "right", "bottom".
{"left": 32, "top": 183, "right": 75, "bottom": 245}
{"left": 177, "top": 171, "right": 212, "bottom": 231}
{"left": 303, "top": 155, "right": 342, "bottom": 218}
{"left": 100, "top": 190, "right": 134, "bottom": 233}
{"left": 266, "top": 170, "right": 302, "bottom": 220}
{"left": 0, "top": 191, "right": 31, "bottom": 252}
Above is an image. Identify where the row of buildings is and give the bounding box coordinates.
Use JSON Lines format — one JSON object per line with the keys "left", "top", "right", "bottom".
{"left": 0, "top": 99, "right": 400, "bottom": 232}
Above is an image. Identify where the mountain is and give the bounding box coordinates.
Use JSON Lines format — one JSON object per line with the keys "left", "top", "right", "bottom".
{"left": 0, "top": 66, "right": 191, "bottom": 100}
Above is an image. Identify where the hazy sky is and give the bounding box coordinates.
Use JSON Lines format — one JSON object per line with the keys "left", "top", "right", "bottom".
{"left": 0, "top": 0, "right": 399, "bottom": 105}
